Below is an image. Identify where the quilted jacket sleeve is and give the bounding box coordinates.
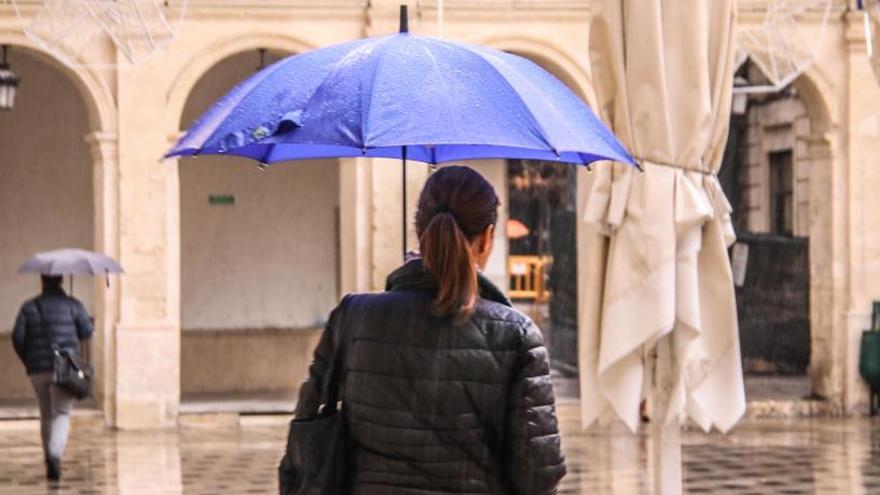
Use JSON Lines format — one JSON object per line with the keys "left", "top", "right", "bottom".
{"left": 72, "top": 300, "right": 94, "bottom": 341}
{"left": 293, "top": 297, "right": 347, "bottom": 419}
{"left": 11, "top": 305, "right": 27, "bottom": 362}
{"left": 504, "top": 320, "right": 566, "bottom": 494}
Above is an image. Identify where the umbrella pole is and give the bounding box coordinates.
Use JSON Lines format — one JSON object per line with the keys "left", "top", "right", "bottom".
{"left": 400, "top": 7, "right": 410, "bottom": 262}
{"left": 651, "top": 335, "right": 682, "bottom": 495}
{"left": 402, "top": 145, "right": 408, "bottom": 260}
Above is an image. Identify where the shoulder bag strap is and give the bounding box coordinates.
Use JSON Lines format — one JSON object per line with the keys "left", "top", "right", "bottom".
{"left": 320, "top": 304, "right": 349, "bottom": 414}
{"left": 33, "top": 298, "right": 56, "bottom": 351}
{"left": 74, "top": 307, "right": 91, "bottom": 365}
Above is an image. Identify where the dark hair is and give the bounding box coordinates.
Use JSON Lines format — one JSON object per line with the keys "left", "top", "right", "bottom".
{"left": 41, "top": 275, "right": 62, "bottom": 288}
{"left": 415, "top": 166, "right": 499, "bottom": 322}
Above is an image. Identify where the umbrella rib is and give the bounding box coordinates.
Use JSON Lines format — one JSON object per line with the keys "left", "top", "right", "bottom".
{"left": 359, "top": 36, "right": 398, "bottom": 149}
{"left": 300, "top": 36, "right": 397, "bottom": 150}
{"left": 493, "top": 48, "right": 633, "bottom": 164}
{"left": 418, "top": 39, "right": 464, "bottom": 150}
{"left": 452, "top": 44, "right": 560, "bottom": 154}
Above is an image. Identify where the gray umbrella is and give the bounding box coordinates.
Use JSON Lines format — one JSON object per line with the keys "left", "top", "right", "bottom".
{"left": 18, "top": 248, "right": 124, "bottom": 276}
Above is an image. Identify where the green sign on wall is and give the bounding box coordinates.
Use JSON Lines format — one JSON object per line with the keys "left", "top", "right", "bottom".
{"left": 209, "top": 194, "right": 235, "bottom": 205}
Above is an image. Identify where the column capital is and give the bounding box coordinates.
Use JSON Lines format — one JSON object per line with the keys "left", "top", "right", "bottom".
{"left": 84, "top": 132, "right": 119, "bottom": 162}
{"left": 84, "top": 131, "right": 119, "bottom": 146}
{"left": 844, "top": 11, "right": 867, "bottom": 50}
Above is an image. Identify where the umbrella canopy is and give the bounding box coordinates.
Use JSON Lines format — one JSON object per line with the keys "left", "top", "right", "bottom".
{"left": 581, "top": 0, "right": 744, "bottom": 434}
{"left": 19, "top": 248, "right": 124, "bottom": 276}
{"left": 165, "top": 27, "right": 634, "bottom": 167}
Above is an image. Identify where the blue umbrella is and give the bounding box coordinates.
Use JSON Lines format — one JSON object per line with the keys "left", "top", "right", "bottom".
{"left": 167, "top": 6, "right": 635, "bottom": 254}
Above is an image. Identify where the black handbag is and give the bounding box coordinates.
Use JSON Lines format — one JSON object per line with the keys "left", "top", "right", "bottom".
{"left": 278, "top": 320, "right": 350, "bottom": 495}
{"left": 35, "top": 300, "right": 93, "bottom": 400}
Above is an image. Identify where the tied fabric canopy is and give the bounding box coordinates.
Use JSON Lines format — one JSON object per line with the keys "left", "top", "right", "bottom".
{"left": 580, "top": 0, "right": 745, "bottom": 433}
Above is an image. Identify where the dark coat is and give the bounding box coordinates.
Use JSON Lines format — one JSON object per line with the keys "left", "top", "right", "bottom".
{"left": 295, "top": 260, "right": 565, "bottom": 494}
{"left": 11, "top": 287, "right": 94, "bottom": 374}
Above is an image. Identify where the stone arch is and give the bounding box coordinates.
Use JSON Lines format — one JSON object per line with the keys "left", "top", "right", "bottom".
{"left": 0, "top": 33, "right": 119, "bottom": 418}
{"left": 171, "top": 39, "right": 343, "bottom": 405}
{"left": 0, "top": 30, "right": 116, "bottom": 133}
{"left": 792, "top": 66, "right": 836, "bottom": 135}
{"left": 788, "top": 67, "right": 839, "bottom": 402}
{"left": 480, "top": 35, "right": 597, "bottom": 108}
{"left": 166, "top": 33, "right": 316, "bottom": 132}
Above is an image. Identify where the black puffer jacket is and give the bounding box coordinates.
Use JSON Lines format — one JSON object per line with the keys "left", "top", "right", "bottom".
{"left": 295, "top": 260, "right": 565, "bottom": 494}
{"left": 11, "top": 287, "right": 94, "bottom": 374}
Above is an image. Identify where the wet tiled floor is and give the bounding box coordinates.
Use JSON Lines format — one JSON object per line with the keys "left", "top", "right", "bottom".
{"left": 1, "top": 403, "right": 879, "bottom": 494}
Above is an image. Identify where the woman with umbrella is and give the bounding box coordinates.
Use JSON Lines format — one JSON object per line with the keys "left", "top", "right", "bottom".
{"left": 11, "top": 248, "right": 122, "bottom": 482}
{"left": 286, "top": 166, "right": 566, "bottom": 494}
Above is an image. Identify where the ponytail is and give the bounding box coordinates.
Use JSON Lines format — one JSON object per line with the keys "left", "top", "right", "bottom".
{"left": 414, "top": 166, "right": 499, "bottom": 323}
{"left": 420, "top": 212, "right": 479, "bottom": 321}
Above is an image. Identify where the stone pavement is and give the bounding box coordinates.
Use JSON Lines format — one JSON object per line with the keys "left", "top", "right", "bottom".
{"left": 1, "top": 402, "right": 879, "bottom": 494}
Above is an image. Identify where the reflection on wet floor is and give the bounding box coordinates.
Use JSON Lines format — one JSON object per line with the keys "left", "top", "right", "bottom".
{"left": 1, "top": 403, "right": 879, "bottom": 494}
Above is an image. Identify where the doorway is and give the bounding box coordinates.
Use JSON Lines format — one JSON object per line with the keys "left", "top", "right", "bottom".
{"left": 506, "top": 159, "right": 578, "bottom": 397}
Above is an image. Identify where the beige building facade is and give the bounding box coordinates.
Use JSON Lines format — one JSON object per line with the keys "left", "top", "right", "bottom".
{"left": 0, "top": 0, "right": 878, "bottom": 428}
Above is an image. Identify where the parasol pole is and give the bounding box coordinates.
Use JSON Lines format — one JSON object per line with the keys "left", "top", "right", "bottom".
{"left": 652, "top": 335, "right": 682, "bottom": 494}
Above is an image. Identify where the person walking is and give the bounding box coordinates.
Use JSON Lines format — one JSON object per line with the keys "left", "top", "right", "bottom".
{"left": 11, "top": 275, "right": 93, "bottom": 481}
{"left": 288, "top": 166, "right": 566, "bottom": 494}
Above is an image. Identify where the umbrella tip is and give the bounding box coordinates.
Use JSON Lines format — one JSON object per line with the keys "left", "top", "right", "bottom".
{"left": 399, "top": 5, "right": 409, "bottom": 34}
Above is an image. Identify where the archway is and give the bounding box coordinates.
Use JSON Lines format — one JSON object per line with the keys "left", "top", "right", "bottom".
{"left": 0, "top": 47, "right": 97, "bottom": 407}
{"left": 721, "top": 62, "right": 836, "bottom": 403}
{"left": 176, "top": 49, "right": 341, "bottom": 409}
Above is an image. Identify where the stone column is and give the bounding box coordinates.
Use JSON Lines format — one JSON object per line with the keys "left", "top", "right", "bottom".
{"left": 85, "top": 131, "right": 120, "bottom": 425}
{"left": 339, "top": 157, "right": 374, "bottom": 294}
{"left": 368, "top": 157, "right": 425, "bottom": 289}
{"left": 113, "top": 60, "right": 181, "bottom": 429}
{"left": 805, "top": 132, "right": 840, "bottom": 402}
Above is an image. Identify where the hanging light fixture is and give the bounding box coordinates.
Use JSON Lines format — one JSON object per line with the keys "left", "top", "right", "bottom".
{"left": 0, "top": 45, "right": 20, "bottom": 111}
{"left": 731, "top": 76, "right": 750, "bottom": 116}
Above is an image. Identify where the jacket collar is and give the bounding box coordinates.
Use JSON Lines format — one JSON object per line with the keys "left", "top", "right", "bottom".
{"left": 385, "top": 258, "right": 512, "bottom": 308}
{"left": 41, "top": 286, "right": 66, "bottom": 297}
